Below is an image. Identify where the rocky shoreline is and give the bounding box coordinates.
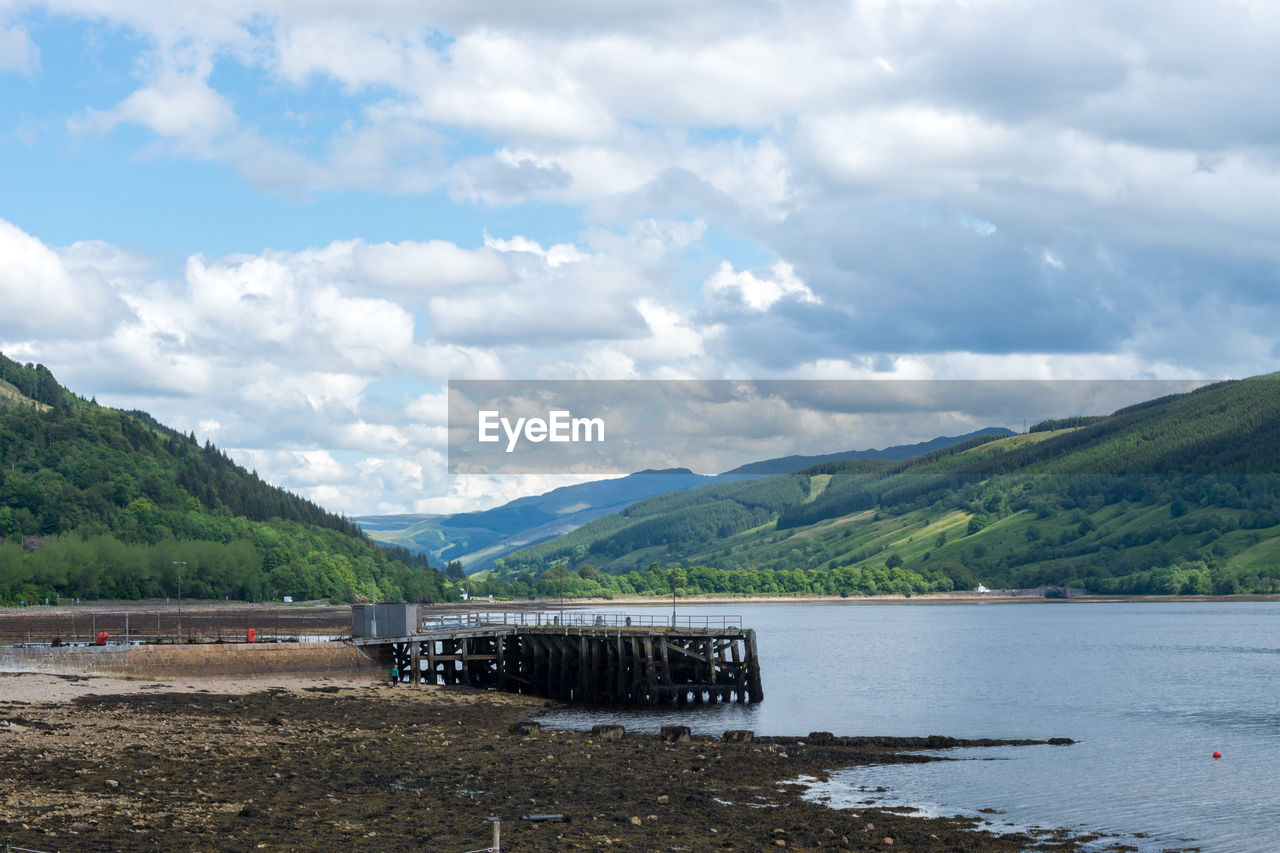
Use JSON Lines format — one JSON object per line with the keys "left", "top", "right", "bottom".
{"left": 1, "top": 673, "right": 1125, "bottom": 851}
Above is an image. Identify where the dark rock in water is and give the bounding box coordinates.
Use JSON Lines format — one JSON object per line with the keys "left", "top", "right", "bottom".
{"left": 723, "top": 729, "right": 755, "bottom": 743}
{"left": 818, "top": 734, "right": 1071, "bottom": 749}
{"left": 592, "top": 724, "right": 625, "bottom": 741}
{"left": 1047, "top": 737, "right": 1076, "bottom": 745}
{"left": 510, "top": 721, "right": 541, "bottom": 735}
{"left": 661, "top": 725, "right": 691, "bottom": 743}
{"left": 807, "top": 731, "right": 835, "bottom": 744}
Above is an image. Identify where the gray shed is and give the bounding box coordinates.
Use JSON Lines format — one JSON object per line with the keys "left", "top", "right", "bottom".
{"left": 351, "top": 604, "right": 419, "bottom": 638}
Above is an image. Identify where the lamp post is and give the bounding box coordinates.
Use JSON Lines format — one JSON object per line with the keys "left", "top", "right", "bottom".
{"left": 172, "top": 561, "right": 186, "bottom": 613}
{"left": 669, "top": 554, "right": 685, "bottom": 628}
{"left": 552, "top": 558, "right": 568, "bottom": 626}
{"left": 172, "top": 561, "right": 186, "bottom": 643}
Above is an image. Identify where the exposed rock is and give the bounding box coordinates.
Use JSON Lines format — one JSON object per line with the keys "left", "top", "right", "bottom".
{"left": 660, "top": 725, "right": 691, "bottom": 743}
{"left": 591, "top": 724, "right": 625, "bottom": 741}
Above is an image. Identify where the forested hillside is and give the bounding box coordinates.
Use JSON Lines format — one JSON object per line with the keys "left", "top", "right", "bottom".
{"left": 480, "top": 374, "right": 1280, "bottom": 599}
{"left": 0, "top": 353, "right": 444, "bottom": 606}
{"left": 356, "top": 429, "right": 1009, "bottom": 573}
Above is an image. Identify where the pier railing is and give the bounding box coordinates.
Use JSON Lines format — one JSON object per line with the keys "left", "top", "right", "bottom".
{"left": 419, "top": 611, "right": 743, "bottom": 633}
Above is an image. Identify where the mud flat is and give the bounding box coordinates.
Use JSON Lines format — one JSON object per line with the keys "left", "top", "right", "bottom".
{"left": 0, "top": 673, "right": 1108, "bottom": 851}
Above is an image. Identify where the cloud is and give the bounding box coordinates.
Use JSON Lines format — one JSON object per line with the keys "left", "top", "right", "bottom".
{"left": 450, "top": 156, "right": 574, "bottom": 205}
{"left": 0, "top": 220, "right": 134, "bottom": 339}
{"left": 0, "top": 220, "right": 719, "bottom": 511}
{"left": 13, "top": 0, "right": 1280, "bottom": 513}
{"left": 351, "top": 240, "right": 511, "bottom": 290}
{"left": 420, "top": 29, "right": 617, "bottom": 142}
{"left": 272, "top": 21, "right": 430, "bottom": 92}
{"left": 482, "top": 231, "right": 586, "bottom": 267}
{"left": 0, "top": 24, "right": 40, "bottom": 75}
{"left": 704, "top": 260, "right": 818, "bottom": 312}
{"left": 76, "top": 73, "right": 237, "bottom": 154}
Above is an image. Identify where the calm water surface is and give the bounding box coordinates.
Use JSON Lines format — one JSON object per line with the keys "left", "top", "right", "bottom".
{"left": 537, "top": 601, "right": 1280, "bottom": 852}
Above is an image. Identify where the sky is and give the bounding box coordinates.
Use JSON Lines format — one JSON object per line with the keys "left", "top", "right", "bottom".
{"left": 2, "top": 0, "right": 1279, "bottom": 516}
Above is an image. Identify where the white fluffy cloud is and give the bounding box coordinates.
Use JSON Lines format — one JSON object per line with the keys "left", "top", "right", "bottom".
{"left": 9, "top": 1, "right": 1280, "bottom": 513}
{"left": 0, "top": 221, "right": 133, "bottom": 338}
{"left": 0, "top": 24, "right": 39, "bottom": 75}
{"left": 93, "top": 73, "right": 237, "bottom": 148}
{"left": 351, "top": 241, "right": 511, "bottom": 291}
{"left": 0, "top": 218, "right": 731, "bottom": 512}
{"left": 705, "top": 261, "right": 818, "bottom": 312}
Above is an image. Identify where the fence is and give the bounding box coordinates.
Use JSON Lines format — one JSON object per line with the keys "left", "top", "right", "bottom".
{"left": 0, "top": 608, "right": 351, "bottom": 647}
{"left": 1, "top": 607, "right": 746, "bottom": 646}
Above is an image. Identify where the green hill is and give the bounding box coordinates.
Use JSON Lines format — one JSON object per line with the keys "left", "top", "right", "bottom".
{"left": 482, "top": 374, "right": 1280, "bottom": 599}
{"left": 355, "top": 430, "right": 1011, "bottom": 574}
{"left": 0, "top": 353, "right": 444, "bottom": 606}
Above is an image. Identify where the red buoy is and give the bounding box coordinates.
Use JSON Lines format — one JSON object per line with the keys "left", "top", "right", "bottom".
{"left": 1213, "top": 751, "right": 1222, "bottom": 760}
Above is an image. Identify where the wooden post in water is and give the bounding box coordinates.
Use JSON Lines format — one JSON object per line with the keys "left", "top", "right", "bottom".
{"left": 644, "top": 636, "right": 661, "bottom": 704}
{"left": 745, "top": 629, "right": 763, "bottom": 702}
{"left": 615, "top": 634, "right": 627, "bottom": 701}
{"left": 732, "top": 641, "right": 744, "bottom": 702}
{"left": 497, "top": 633, "right": 507, "bottom": 692}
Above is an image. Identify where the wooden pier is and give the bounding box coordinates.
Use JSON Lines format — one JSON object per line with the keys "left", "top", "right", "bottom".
{"left": 352, "top": 610, "right": 763, "bottom": 705}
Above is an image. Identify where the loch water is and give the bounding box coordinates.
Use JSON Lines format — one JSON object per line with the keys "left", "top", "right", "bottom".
{"left": 536, "top": 601, "right": 1280, "bottom": 852}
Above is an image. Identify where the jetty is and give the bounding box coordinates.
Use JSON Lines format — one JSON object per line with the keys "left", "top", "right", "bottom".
{"left": 0, "top": 603, "right": 764, "bottom": 705}
{"left": 352, "top": 604, "right": 763, "bottom": 705}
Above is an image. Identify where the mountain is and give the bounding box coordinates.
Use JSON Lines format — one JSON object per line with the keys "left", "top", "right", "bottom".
{"left": 356, "top": 468, "right": 714, "bottom": 572}
{"left": 355, "top": 430, "right": 1011, "bottom": 573}
{"left": 716, "top": 428, "right": 1013, "bottom": 476}
{"left": 485, "top": 374, "right": 1280, "bottom": 598}
{"left": 0, "top": 353, "right": 443, "bottom": 606}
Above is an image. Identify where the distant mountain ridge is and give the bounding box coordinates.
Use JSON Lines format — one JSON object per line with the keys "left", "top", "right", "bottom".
{"left": 356, "top": 429, "right": 1013, "bottom": 572}
{"left": 488, "top": 373, "right": 1280, "bottom": 598}
{"left": 718, "top": 428, "right": 1013, "bottom": 476}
